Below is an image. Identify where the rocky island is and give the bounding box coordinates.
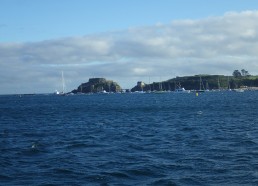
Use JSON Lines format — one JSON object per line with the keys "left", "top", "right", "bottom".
{"left": 71, "top": 78, "right": 122, "bottom": 94}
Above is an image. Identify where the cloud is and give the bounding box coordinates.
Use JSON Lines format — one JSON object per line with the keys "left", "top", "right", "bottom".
{"left": 1, "top": 10, "right": 258, "bottom": 94}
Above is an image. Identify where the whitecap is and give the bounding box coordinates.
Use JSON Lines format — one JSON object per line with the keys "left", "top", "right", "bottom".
{"left": 31, "top": 142, "right": 38, "bottom": 149}
{"left": 197, "top": 111, "right": 203, "bottom": 115}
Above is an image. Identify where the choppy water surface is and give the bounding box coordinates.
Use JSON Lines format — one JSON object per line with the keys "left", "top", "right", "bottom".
{"left": 1, "top": 91, "right": 258, "bottom": 185}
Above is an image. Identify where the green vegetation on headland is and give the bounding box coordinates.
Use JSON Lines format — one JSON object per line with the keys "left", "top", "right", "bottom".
{"left": 131, "top": 69, "right": 258, "bottom": 92}
{"left": 132, "top": 75, "right": 258, "bottom": 92}
{"left": 71, "top": 70, "right": 258, "bottom": 94}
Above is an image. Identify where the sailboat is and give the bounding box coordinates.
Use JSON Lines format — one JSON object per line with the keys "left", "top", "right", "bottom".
{"left": 217, "top": 77, "right": 221, "bottom": 91}
{"left": 205, "top": 81, "right": 210, "bottom": 91}
{"left": 174, "top": 82, "right": 190, "bottom": 93}
{"left": 195, "top": 76, "right": 205, "bottom": 92}
{"left": 59, "top": 71, "right": 66, "bottom": 95}
{"left": 154, "top": 81, "right": 166, "bottom": 93}
{"left": 227, "top": 76, "right": 232, "bottom": 91}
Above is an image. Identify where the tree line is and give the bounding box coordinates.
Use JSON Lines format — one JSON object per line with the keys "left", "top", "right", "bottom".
{"left": 233, "top": 69, "right": 250, "bottom": 78}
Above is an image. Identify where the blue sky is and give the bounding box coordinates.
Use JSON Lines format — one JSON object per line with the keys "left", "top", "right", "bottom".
{"left": 1, "top": 0, "right": 257, "bottom": 42}
{"left": 0, "top": 0, "right": 258, "bottom": 94}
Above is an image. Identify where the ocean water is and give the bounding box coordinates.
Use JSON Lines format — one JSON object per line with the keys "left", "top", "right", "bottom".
{"left": 1, "top": 91, "right": 258, "bottom": 185}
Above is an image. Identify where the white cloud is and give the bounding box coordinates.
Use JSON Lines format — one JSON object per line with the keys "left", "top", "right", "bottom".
{"left": 1, "top": 11, "right": 258, "bottom": 94}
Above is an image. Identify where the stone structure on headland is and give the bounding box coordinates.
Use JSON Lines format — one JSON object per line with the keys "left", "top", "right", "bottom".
{"left": 72, "top": 78, "right": 122, "bottom": 94}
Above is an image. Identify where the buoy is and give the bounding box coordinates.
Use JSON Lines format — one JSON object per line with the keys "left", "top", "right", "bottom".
{"left": 196, "top": 92, "right": 199, "bottom": 96}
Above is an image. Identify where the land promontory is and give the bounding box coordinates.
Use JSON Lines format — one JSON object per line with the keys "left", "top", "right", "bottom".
{"left": 131, "top": 75, "right": 258, "bottom": 92}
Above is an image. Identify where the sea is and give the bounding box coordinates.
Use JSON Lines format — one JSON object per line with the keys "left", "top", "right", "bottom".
{"left": 1, "top": 91, "right": 258, "bottom": 186}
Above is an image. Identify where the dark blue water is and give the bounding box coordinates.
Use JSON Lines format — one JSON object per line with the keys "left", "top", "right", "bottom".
{"left": 1, "top": 91, "right": 258, "bottom": 185}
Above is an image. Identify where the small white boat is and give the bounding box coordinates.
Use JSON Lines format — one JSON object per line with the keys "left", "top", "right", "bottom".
{"left": 54, "top": 90, "right": 60, "bottom": 95}
{"left": 175, "top": 87, "right": 190, "bottom": 93}
{"left": 99, "top": 90, "right": 109, "bottom": 94}
{"left": 233, "top": 89, "right": 244, "bottom": 92}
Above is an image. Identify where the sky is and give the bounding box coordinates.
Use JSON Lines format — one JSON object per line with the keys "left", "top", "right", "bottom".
{"left": 1, "top": 0, "right": 258, "bottom": 94}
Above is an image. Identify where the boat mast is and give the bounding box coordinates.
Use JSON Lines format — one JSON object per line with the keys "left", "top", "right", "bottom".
{"left": 199, "top": 76, "right": 202, "bottom": 90}
{"left": 217, "top": 77, "right": 220, "bottom": 90}
{"left": 62, "top": 71, "right": 65, "bottom": 93}
{"left": 206, "top": 81, "right": 209, "bottom": 90}
{"left": 227, "top": 76, "right": 230, "bottom": 89}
